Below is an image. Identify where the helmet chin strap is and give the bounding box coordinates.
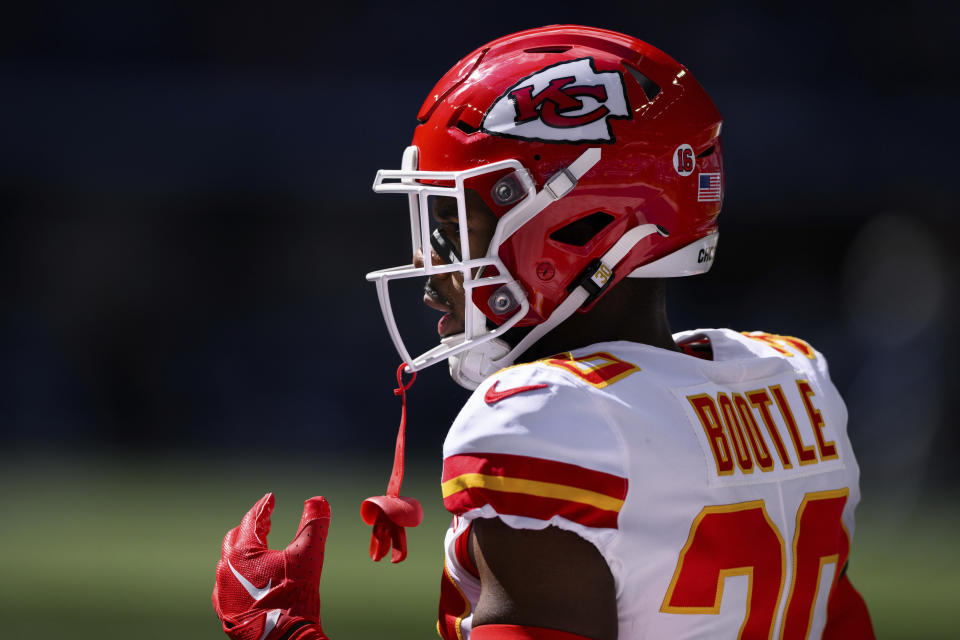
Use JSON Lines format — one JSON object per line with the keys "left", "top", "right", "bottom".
{"left": 446, "top": 334, "right": 511, "bottom": 390}
{"left": 448, "top": 223, "right": 667, "bottom": 390}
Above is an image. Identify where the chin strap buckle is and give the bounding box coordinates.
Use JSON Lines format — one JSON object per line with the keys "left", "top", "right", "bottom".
{"left": 543, "top": 167, "right": 578, "bottom": 200}
{"left": 568, "top": 258, "right": 615, "bottom": 306}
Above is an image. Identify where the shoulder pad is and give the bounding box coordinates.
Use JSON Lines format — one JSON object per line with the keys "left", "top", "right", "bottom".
{"left": 442, "top": 361, "right": 628, "bottom": 531}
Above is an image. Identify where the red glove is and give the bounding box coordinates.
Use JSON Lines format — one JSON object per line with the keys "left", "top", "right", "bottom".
{"left": 213, "top": 493, "right": 331, "bottom": 640}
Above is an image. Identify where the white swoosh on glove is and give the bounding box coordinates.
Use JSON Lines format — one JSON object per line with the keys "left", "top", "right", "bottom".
{"left": 228, "top": 559, "right": 272, "bottom": 600}
{"left": 258, "top": 609, "right": 281, "bottom": 640}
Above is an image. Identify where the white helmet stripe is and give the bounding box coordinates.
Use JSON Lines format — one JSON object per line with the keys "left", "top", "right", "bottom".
{"left": 627, "top": 232, "right": 719, "bottom": 278}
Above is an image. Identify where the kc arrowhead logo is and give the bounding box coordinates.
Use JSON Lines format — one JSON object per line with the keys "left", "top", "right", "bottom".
{"left": 482, "top": 58, "right": 631, "bottom": 144}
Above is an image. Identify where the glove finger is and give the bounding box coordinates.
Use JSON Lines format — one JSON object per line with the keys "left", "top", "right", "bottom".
{"left": 296, "top": 496, "right": 331, "bottom": 534}
{"left": 228, "top": 492, "right": 275, "bottom": 551}
{"left": 285, "top": 497, "right": 331, "bottom": 578}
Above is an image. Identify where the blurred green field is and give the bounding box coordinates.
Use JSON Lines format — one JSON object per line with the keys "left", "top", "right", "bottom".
{"left": 0, "top": 452, "right": 956, "bottom": 639}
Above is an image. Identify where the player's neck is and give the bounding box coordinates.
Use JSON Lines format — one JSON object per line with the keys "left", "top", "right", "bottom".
{"left": 514, "top": 278, "right": 680, "bottom": 362}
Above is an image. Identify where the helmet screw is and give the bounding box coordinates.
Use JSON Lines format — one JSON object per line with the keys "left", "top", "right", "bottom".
{"left": 488, "top": 286, "right": 519, "bottom": 314}
{"left": 494, "top": 182, "right": 513, "bottom": 203}
{"left": 536, "top": 262, "right": 555, "bottom": 281}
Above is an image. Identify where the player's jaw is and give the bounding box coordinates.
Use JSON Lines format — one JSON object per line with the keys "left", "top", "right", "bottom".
{"left": 413, "top": 246, "right": 468, "bottom": 338}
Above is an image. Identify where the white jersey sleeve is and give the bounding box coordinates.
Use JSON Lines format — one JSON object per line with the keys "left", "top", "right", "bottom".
{"left": 441, "top": 354, "right": 633, "bottom": 550}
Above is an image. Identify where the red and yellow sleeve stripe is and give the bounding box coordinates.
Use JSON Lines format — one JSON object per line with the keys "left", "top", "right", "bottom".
{"left": 441, "top": 453, "right": 628, "bottom": 529}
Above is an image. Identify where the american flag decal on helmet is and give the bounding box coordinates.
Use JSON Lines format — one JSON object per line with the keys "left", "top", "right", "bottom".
{"left": 698, "top": 172, "right": 722, "bottom": 202}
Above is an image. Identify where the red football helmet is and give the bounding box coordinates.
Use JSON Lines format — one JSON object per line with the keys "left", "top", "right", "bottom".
{"left": 368, "top": 25, "right": 723, "bottom": 388}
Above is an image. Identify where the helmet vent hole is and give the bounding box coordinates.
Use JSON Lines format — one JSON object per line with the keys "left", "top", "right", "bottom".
{"left": 549, "top": 211, "right": 615, "bottom": 247}
{"left": 696, "top": 145, "right": 715, "bottom": 159}
{"left": 524, "top": 45, "right": 571, "bottom": 54}
{"left": 455, "top": 120, "right": 479, "bottom": 134}
{"left": 624, "top": 64, "right": 661, "bottom": 101}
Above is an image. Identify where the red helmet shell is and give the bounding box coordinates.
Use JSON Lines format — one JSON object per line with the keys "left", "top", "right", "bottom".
{"left": 412, "top": 25, "right": 723, "bottom": 325}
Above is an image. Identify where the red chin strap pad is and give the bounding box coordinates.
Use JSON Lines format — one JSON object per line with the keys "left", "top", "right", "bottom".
{"left": 471, "top": 625, "right": 593, "bottom": 639}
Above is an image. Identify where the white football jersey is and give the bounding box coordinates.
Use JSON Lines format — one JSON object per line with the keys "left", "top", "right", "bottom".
{"left": 437, "top": 329, "right": 861, "bottom": 640}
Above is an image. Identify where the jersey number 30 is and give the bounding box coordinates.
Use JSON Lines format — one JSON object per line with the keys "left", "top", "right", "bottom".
{"left": 661, "top": 489, "right": 849, "bottom": 639}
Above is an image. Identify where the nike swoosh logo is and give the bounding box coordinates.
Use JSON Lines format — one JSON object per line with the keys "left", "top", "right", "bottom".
{"left": 484, "top": 381, "right": 548, "bottom": 405}
{"left": 258, "top": 609, "right": 281, "bottom": 640}
{"left": 228, "top": 559, "right": 272, "bottom": 600}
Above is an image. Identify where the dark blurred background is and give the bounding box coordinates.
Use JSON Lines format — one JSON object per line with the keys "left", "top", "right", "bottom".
{"left": 0, "top": 2, "right": 957, "bottom": 638}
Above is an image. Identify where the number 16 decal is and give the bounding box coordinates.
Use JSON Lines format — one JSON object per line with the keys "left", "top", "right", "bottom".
{"left": 661, "top": 489, "right": 850, "bottom": 640}
{"left": 674, "top": 144, "right": 695, "bottom": 176}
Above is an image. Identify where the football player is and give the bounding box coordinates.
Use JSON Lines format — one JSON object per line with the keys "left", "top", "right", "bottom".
{"left": 213, "top": 26, "right": 875, "bottom": 639}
